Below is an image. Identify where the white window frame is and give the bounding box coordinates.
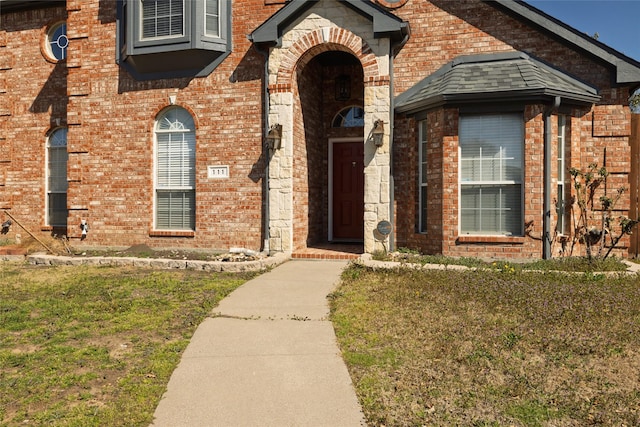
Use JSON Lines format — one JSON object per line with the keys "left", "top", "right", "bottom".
{"left": 204, "top": 0, "right": 220, "bottom": 38}
{"left": 154, "top": 107, "right": 196, "bottom": 231}
{"left": 459, "top": 113, "right": 524, "bottom": 236}
{"left": 140, "top": 0, "right": 185, "bottom": 41}
{"left": 418, "top": 120, "right": 428, "bottom": 233}
{"left": 46, "top": 21, "right": 68, "bottom": 61}
{"left": 46, "top": 128, "right": 68, "bottom": 228}
{"left": 556, "top": 115, "right": 567, "bottom": 235}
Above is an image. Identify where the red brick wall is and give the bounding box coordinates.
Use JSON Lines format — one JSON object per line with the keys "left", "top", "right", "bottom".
{"left": 389, "top": 0, "right": 635, "bottom": 259}
{"left": 393, "top": 110, "right": 445, "bottom": 254}
{"left": 1, "top": 0, "right": 281, "bottom": 251}
{"left": 1, "top": 0, "right": 635, "bottom": 259}
{"left": 393, "top": 0, "right": 616, "bottom": 98}
{"left": 391, "top": 115, "right": 416, "bottom": 249}
{"left": 0, "top": 5, "right": 69, "bottom": 234}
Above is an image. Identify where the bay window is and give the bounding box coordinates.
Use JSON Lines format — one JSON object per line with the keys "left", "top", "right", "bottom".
{"left": 117, "top": 0, "right": 231, "bottom": 79}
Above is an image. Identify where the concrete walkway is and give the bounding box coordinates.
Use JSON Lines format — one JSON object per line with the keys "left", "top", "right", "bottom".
{"left": 151, "top": 260, "right": 366, "bottom": 427}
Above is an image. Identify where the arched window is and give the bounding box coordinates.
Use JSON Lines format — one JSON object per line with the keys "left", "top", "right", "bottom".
{"left": 47, "top": 128, "right": 68, "bottom": 228}
{"left": 155, "top": 107, "right": 196, "bottom": 230}
{"left": 332, "top": 106, "right": 365, "bottom": 128}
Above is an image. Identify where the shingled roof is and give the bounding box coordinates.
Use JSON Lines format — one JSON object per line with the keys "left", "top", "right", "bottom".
{"left": 395, "top": 51, "right": 601, "bottom": 114}
{"left": 249, "top": 0, "right": 409, "bottom": 46}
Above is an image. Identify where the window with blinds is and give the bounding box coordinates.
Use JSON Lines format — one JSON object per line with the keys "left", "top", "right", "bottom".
{"left": 141, "top": 0, "right": 184, "bottom": 39}
{"left": 418, "top": 120, "right": 428, "bottom": 233}
{"left": 205, "top": 0, "right": 220, "bottom": 38}
{"left": 155, "top": 107, "right": 195, "bottom": 230}
{"left": 459, "top": 113, "right": 523, "bottom": 235}
{"left": 47, "top": 128, "right": 68, "bottom": 228}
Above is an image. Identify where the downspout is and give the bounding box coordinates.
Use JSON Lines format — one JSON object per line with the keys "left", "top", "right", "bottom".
{"left": 388, "top": 30, "right": 410, "bottom": 252}
{"left": 543, "top": 96, "right": 561, "bottom": 259}
{"left": 252, "top": 42, "right": 271, "bottom": 254}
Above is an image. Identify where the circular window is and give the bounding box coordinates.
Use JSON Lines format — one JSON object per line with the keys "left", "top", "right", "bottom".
{"left": 45, "top": 22, "right": 68, "bottom": 61}
{"left": 375, "top": 0, "right": 408, "bottom": 9}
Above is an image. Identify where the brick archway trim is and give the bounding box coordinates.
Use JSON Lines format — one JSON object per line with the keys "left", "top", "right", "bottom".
{"left": 268, "top": 27, "right": 389, "bottom": 93}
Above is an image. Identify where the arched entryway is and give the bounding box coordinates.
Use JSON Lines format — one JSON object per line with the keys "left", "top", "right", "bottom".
{"left": 252, "top": 2, "right": 408, "bottom": 255}
{"left": 294, "top": 51, "right": 365, "bottom": 251}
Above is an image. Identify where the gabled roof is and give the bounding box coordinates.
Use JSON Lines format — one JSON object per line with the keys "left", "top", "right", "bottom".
{"left": 248, "top": 0, "right": 409, "bottom": 46}
{"left": 488, "top": 0, "right": 640, "bottom": 85}
{"left": 395, "top": 52, "right": 601, "bottom": 114}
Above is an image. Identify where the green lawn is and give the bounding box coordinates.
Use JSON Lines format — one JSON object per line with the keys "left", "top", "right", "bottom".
{"left": 0, "top": 263, "right": 253, "bottom": 426}
{"left": 330, "top": 264, "right": 640, "bottom": 426}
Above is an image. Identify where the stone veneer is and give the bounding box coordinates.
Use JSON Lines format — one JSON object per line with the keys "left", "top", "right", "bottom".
{"left": 265, "top": 0, "right": 392, "bottom": 254}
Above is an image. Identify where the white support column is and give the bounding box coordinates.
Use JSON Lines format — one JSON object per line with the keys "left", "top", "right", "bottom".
{"left": 267, "top": 91, "right": 294, "bottom": 254}
{"left": 363, "top": 83, "right": 391, "bottom": 253}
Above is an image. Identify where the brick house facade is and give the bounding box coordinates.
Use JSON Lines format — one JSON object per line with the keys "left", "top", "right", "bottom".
{"left": 1, "top": 0, "right": 639, "bottom": 260}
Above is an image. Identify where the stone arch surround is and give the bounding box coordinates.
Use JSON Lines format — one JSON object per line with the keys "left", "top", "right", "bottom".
{"left": 269, "top": 27, "right": 387, "bottom": 93}
{"left": 266, "top": 24, "right": 392, "bottom": 255}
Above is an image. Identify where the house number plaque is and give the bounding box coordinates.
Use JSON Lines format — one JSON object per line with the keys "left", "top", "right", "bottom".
{"left": 208, "top": 165, "right": 229, "bottom": 179}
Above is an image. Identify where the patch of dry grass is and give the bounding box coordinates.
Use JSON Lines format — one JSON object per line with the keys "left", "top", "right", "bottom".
{"left": 0, "top": 264, "right": 252, "bottom": 426}
{"left": 330, "top": 265, "right": 640, "bottom": 426}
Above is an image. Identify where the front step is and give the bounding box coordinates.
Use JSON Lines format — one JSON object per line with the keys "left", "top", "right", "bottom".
{"left": 291, "top": 244, "right": 362, "bottom": 260}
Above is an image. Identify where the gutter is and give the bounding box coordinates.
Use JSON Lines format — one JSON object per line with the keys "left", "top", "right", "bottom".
{"left": 543, "top": 96, "right": 561, "bottom": 259}
{"left": 252, "top": 42, "right": 271, "bottom": 255}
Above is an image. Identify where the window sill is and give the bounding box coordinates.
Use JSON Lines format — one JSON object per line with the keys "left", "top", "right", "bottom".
{"left": 457, "top": 235, "right": 525, "bottom": 244}
{"left": 149, "top": 230, "right": 195, "bottom": 238}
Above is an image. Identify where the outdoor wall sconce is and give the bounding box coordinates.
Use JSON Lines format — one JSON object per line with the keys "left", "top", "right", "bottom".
{"left": 372, "top": 119, "right": 385, "bottom": 147}
{"left": 80, "top": 219, "right": 89, "bottom": 240}
{"left": 335, "top": 74, "right": 351, "bottom": 101}
{"left": 1, "top": 219, "right": 11, "bottom": 235}
{"left": 266, "top": 124, "right": 282, "bottom": 150}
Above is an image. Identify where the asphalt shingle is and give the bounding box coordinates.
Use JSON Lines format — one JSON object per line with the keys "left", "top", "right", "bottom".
{"left": 395, "top": 51, "right": 600, "bottom": 113}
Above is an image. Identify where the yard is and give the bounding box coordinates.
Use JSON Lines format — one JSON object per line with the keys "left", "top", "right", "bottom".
{"left": 0, "top": 263, "right": 253, "bottom": 426}
{"left": 330, "top": 262, "right": 640, "bottom": 426}
{"left": 2, "top": 258, "right": 640, "bottom": 426}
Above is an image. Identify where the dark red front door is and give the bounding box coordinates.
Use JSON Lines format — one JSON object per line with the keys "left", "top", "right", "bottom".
{"left": 332, "top": 142, "right": 364, "bottom": 241}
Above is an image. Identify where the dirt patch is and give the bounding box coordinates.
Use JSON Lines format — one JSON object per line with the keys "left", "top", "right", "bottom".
{"left": 74, "top": 243, "right": 262, "bottom": 262}
{"left": 1, "top": 236, "right": 264, "bottom": 263}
